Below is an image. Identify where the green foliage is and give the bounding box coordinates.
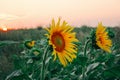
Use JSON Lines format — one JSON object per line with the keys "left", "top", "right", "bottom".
{"left": 0, "top": 26, "right": 120, "bottom": 80}
{"left": 0, "top": 28, "right": 47, "bottom": 41}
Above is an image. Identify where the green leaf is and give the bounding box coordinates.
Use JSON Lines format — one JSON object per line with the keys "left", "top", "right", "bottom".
{"left": 76, "top": 54, "right": 88, "bottom": 67}
{"left": 32, "top": 67, "right": 41, "bottom": 79}
{"left": 86, "top": 62, "right": 99, "bottom": 74}
{"left": 13, "top": 55, "right": 25, "bottom": 69}
{"left": 45, "top": 57, "right": 52, "bottom": 65}
{"left": 27, "top": 59, "right": 33, "bottom": 64}
{"left": 105, "top": 54, "right": 115, "bottom": 67}
{"left": 6, "top": 74, "right": 31, "bottom": 80}
{"left": 103, "top": 65, "right": 120, "bottom": 78}
{"left": 5, "top": 69, "right": 32, "bottom": 80}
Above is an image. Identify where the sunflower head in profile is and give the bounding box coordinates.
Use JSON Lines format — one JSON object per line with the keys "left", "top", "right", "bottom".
{"left": 45, "top": 18, "right": 78, "bottom": 67}
{"left": 96, "top": 23, "right": 112, "bottom": 53}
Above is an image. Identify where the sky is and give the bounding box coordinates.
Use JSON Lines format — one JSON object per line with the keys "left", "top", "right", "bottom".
{"left": 0, "top": 0, "right": 120, "bottom": 29}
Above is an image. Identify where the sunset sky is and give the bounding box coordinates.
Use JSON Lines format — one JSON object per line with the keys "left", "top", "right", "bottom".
{"left": 0, "top": 0, "right": 120, "bottom": 29}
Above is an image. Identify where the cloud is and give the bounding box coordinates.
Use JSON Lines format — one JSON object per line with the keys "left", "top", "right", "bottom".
{"left": 0, "top": 13, "right": 20, "bottom": 20}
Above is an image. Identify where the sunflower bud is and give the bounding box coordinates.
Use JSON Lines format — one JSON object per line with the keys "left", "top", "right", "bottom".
{"left": 24, "top": 40, "right": 35, "bottom": 49}
{"left": 31, "top": 49, "right": 40, "bottom": 56}
{"left": 30, "top": 48, "right": 41, "bottom": 60}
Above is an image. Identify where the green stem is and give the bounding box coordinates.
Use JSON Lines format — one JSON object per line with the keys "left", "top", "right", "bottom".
{"left": 84, "top": 39, "right": 90, "bottom": 57}
{"left": 82, "top": 39, "right": 90, "bottom": 80}
{"left": 40, "top": 45, "right": 49, "bottom": 80}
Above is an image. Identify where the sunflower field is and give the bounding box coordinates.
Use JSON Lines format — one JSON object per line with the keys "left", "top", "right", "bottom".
{"left": 0, "top": 18, "right": 120, "bottom": 80}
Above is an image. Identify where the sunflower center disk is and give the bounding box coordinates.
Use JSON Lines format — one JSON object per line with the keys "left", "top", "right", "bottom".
{"left": 51, "top": 33, "right": 65, "bottom": 52}
{"left": 99, "top": 36, "right": 105, "bottom": 45}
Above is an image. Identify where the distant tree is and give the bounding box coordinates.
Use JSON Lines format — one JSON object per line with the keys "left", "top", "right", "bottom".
{"left": 37, "top": 26, "right": 43, "bottom": 30}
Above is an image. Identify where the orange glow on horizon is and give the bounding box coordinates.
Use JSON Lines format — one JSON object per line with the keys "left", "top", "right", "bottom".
{"left": 2, "top": 27, "right": 8, "bottom": 32}
{"left": 0, "top": 26, "right": 16, "bottom": 31}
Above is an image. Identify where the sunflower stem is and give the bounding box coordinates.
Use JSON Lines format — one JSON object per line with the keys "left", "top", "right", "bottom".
{"left": 84, "top": 39, "right": 90, "bottom": 57}
{"left": 40, "top": 45, "right": 49, "bottom": 80}
{"left": 82, "top": 39, "right": 90, "bottom": 80}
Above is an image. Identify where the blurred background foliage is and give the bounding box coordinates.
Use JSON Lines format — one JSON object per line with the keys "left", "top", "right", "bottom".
{"left": 0, "top": 26, "right": 120, "bottom": 80}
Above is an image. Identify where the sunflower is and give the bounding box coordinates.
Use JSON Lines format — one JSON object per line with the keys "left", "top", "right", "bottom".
{"left": 32, "top": 49, "right": 40, "bottom": 56}
{"left": 24, "top": 40, "right": 35, "bottom": 49}
{"left": 96, "top": 23, "right": 112, "bottom": 53}
{"left": 45, "top": 18, "right": 78, "bottom": 67}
